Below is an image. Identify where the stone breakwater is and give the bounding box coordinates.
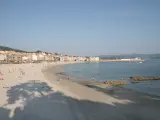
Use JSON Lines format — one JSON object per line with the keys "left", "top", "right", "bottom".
{"left": 77, "top": 80, "right": 128, "bottom": 89}
{"left": 103, "top": 81, "right": 128, "bottom": 85}
{"left": 100, "top": 59, "right": 144, "bottom": 62}
{"left": 130, "top": 76, "right": 160, "bottom": 81}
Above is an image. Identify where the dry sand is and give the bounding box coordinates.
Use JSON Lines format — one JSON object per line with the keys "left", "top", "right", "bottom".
{"left": 0, "top": 62, "right": 160, "bottom": 120}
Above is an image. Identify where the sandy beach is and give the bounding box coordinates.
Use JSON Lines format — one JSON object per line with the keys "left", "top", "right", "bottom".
{"left": 0, "top": 62, "right": 160, "bottom": 120}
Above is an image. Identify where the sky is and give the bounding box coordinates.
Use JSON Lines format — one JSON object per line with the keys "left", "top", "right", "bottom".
{"left": 0, "top": 0, "right": 160, "bottom": 56}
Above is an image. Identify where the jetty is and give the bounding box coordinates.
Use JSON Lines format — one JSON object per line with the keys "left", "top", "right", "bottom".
{"left": 100, "top": 58, "right": 144, "bottom": 62}
{"left": 77, "top": 80, "right": 128, "bottom": 88}
{"left": 130, "top": 76, "right": 160, "bottom": 81}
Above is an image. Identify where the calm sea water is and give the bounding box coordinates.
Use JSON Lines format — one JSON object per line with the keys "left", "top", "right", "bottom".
{"left": 64, "top": 59, "right": 160, "bottom": 96}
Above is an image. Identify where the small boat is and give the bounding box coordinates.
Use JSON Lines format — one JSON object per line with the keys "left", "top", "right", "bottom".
{"left": 139, "top": 62, "right": 143, "bottom": 64}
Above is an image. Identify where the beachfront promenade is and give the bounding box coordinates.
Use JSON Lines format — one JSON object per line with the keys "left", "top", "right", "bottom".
{"left": 0, "top": 62, "right": 160, "bottom": 120}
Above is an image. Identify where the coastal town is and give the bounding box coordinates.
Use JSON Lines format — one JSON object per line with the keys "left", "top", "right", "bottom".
{"left": 0, "top": 50, "right": 100, "bottom": 63}
{"left": 0, "top": 48, "right": 145, "bottom": 64}
{"left": 0, "top": 0, "right": 160, "bottom": 119}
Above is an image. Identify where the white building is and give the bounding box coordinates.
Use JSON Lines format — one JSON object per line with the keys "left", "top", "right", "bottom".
{"left": 0, "top": 54, "right": 7, "bottom": 61}
{"left": 32, "top": 54, "right": 38, "bottom": 61}
{"left": 22, "top": 56, "right": 28, "bottom": 61}
{"left": 95, "top": 57, "right": 100, "bottom": 61}
{"left": 37, "top": 54, "right": 45, "bottom": 61}
{"left": 90, "top": 57, "right": 100, "bottom": 62}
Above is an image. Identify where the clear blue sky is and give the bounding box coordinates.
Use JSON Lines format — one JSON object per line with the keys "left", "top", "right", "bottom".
{"left": 0, "top": 0, "right": 160, "bottom": 56}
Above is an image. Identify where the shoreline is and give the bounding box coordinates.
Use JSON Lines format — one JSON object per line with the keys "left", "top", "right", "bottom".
{"left": 0, "top": 62, "right": 160, "bottom": 120}
{"left": 58, "top": 62, "right": 160, "bottom": 97}
{"left": 43, "top": 63, "right": 130, "bottom": 103}
{"left": 45, "top": 63, "right": 160, "bottom": 96}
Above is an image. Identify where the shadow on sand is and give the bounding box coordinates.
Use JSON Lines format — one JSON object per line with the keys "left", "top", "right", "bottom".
{"left": 86, "top": 85, "right": 160, "bottom": 109}
{"left": 0, "top": 80, "right": 160, "bottom": 120}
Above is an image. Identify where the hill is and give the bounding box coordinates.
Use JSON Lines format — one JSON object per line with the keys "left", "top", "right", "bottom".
{"left": 0, "top": 45, "right": 58, "bottom": 55}
{"left": 0, "top": 45, "right": 27, "bottom": 52}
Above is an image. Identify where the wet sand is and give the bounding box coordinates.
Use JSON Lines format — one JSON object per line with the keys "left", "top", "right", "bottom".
{"left": 0, "top": 62, "right": 160, "bottom": 120}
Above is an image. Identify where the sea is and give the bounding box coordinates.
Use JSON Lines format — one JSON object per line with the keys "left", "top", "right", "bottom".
{"left": 64, "top": 59, "right": 160, "bottom": 96}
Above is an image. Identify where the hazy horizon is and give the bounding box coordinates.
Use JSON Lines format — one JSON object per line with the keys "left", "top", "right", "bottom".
{"left": 0, "top": 0, "right": 160, "bottom": 56}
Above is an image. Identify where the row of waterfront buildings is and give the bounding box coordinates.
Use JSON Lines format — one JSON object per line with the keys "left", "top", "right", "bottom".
{"left": 0, "top": 51, "right": 99, "bottom": 63}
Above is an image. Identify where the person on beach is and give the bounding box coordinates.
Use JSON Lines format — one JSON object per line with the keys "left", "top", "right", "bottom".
{"left": 0, "top": 72, "right": 4, "bottom": 80}
{"left": 8, "top": 68, "right": 11, "bottom": 73}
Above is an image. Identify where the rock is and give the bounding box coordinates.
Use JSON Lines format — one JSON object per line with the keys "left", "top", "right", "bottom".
{"left": 104, "top": 80, "right": 127, "bottom": 86}
{"left": 130, "top": 76, "right": 160, "bottom": 81}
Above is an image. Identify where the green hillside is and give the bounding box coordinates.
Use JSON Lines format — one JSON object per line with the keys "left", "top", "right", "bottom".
{"left": 0, "top": 45, "right": 27, "bottom": 52}
{"left": 0, "top": 46, "right": 58, "bottom": 55}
